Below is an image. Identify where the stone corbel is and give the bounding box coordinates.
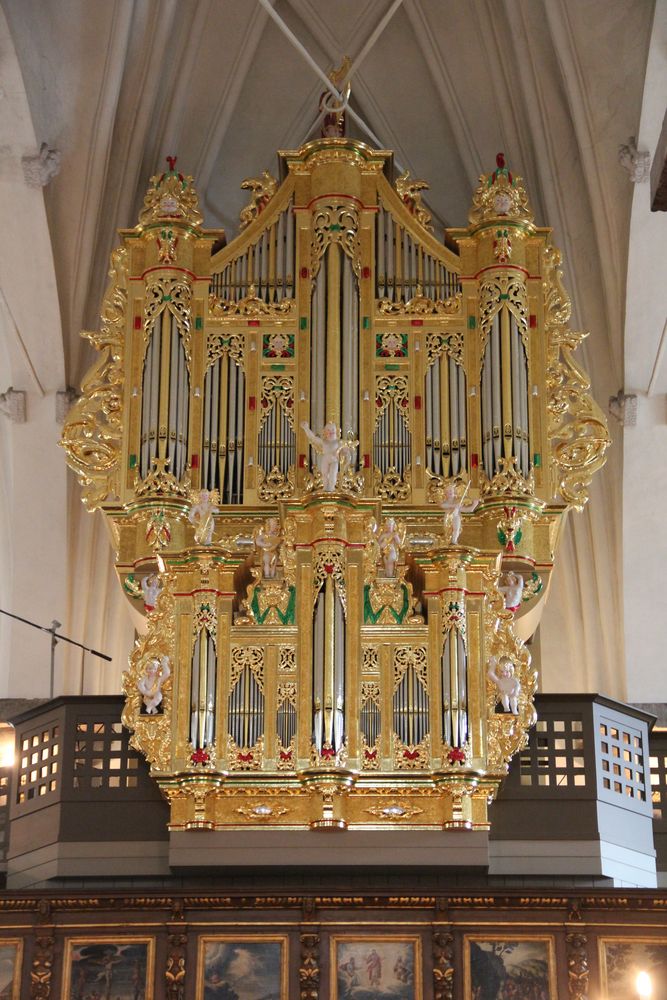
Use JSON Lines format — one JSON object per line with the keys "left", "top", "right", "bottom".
{"left": 0, "top": 387, "right": 26, "bottom": 423}
{"left": 618, "top": 137, "right": 651, "bottom": 184}
{"left": 22, "top": 143, "right": 61, "bottom": 188}
{"left": 56, "top": 387, "right": 80, "bottom": 423}
{"left": 608, "top": 389, "right": 637, "bottom": 426}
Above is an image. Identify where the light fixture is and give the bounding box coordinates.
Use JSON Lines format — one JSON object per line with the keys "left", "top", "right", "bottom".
{"left": 636, "top": 971, "right": 652, "bottom": 999}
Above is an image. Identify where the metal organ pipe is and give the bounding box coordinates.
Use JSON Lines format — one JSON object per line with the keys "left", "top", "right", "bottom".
{"left": 333, "top": 588, "right": 345, "bottom": 751}
{"left": 481, "top": 310, "right": 530, "bottom": 478}
{"left": 189, "top": 629, "right": 216, "bottom": 750}
{"left": 310, "top": 266, "right": 326, "bottom": 433}
{"left": 140, "top": 313, "right": 189, "bottom": 481}
{"left": 342, "top": 256, "right": 358, "bottom": 436}
{"left": 424, "top": 354, "right": 467, "bottom": 481}
{"left": 312, "top": 590, "right": 325, "bottom": 751}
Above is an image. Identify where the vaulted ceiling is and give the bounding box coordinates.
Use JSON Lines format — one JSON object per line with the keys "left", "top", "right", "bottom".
{"left": 0, "top": 0, "right": 661, "bottom": 699}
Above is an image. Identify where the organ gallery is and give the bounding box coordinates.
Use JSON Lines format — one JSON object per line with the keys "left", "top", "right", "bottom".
{"left": 61, "top": 136, "right": 609, "bottom": 833}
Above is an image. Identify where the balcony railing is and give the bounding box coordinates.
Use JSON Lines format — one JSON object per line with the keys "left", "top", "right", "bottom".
{"left": 0, "top": 693, "right": 664, "bottom": 887}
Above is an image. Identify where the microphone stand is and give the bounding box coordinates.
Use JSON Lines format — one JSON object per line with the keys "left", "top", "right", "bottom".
{"left": 0, "top": 609, "right": 112, "bottom": 698}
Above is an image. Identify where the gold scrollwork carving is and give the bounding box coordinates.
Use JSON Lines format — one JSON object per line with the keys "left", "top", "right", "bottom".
{"left": 378, "top": 286, "right": 462, "bottom": 317}
{"left": 479, "top": 273, "right": 528, "bottom": 365}
{"left": 135, "top": 456, "right": 191, "bottom": 498}
{"left": 235, "top": 801, "right": 289, "bottom": 820}
{"left": 375, "top": 374, "right": 409, "bottom": 420}
{"left": 479, "top": 456, "right": 535, "bottom": 498}
{"left": 364, "top": 801, "right": 425, "bottom": 820}
{"left": 193, "top": 599, "right": 217, "bottom": 640}
{"left": 260, "top": 375, "right": 295, "bottom": 431}
{"left": 206, "top": 329, "right": 245, "bottom": 370}
{"left": 483, "top": 566, "right": 537, "bottom": 772}
{"left": 312, "top": 544, "right": 347, "bottom": 615}
{"left": 122, "top": 574, "right": 176, "bottom": 772}
{"left": 544, "top": 245, "right": 610, "bottom": 510}
{"left": 426, "top": 330, "right": 465, "bottom": 367}
{"left": 226, "top": 733, "right": 264, "bottom": 771}
{"left": 310, "top": 202, "right": 361, "bottom": 278}
{"left": 144, "top": 276, "right": 193, "bottom": 365}
{"left": 278, "top": 646, "right": 296, "bottom": 672}
{"left": 392, "top": 732, "right": 431, "bottom": 770}
{"left": 61, "top": 247, "right": 128, "bottom": 510}
{"left": 374, "top": 465, "right": 412, "bottom": 502}
{"left": 362, "top": 646, "right": 380, "bottom": 673}
{"left": 256, "top": 464, "right": 295, "bottom": 502}
{"left": 230, "top": 645, "right": 264, "bottom": 690}
{"left": 393, "top": 645, "right": 428, "bottom": 687}
{"left": 208, "top": 286, "right": 294, "bottom": 318}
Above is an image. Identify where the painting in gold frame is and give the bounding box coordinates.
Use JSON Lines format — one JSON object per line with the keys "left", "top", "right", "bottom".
{"left": 599, "top": 937, "right": 667, "bottom": 1000}
{"left": 330, "top": 935, "right": 422, "bottom": 1000}
{"left": 61, "top": 936, "right": 155, "bottom": 1000}
{"left": 463, "top": 935, "right": 557, "bottom": 1000}
{"left": 0, "top": 938, "right": 23, "bottom": 999}
{"left": 196, "top": 935, "right": 289, "bottom": 1000}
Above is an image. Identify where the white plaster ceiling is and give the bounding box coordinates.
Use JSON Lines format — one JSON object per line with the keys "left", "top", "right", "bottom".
{"left": 0, "top": 0, "right": 662, "bottom": 698}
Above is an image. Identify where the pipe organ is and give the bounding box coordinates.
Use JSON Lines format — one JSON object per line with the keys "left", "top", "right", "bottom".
{"left": 62, "top": 142, "right": 609, "bottom": 832}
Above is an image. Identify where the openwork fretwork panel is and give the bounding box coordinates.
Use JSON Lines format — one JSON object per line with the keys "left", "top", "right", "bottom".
{"left": 16, "top": 724, "right": 59, "bottom": 805}
{"left": 650, "top": 747, "right": 667, "bottom": 823}
{"left": 597, "top": 714, "right": 647, "bottom": 805}
{"left": 72, "top": 718, "right": 139, "bottom": 792}
{"left": 518, "top": 717, "right": 586, "bottom": 790}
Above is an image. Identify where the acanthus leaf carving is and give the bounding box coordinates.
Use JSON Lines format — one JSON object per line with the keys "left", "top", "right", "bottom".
{"left": 60, "top": 247, "right": 128, "bottom": 510}
{"left": 544, "top": 245, "right": 610, "bottom": 509}
{"left": 311, "top": 202, "right": 361, "bottom": 278}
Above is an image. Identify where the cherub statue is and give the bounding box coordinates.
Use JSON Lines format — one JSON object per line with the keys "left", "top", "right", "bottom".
{"left": 377, "top": 517, "right": 406, "bottom": 578}
{"left": 301, "top": 421, "right": 348, "bottom": 492}
{"left": 188, "top": 489, "right": 218, "bottom": 545}
{"left": 253, "top": 516, "right": 282, "bottom": 579}
{"left": 440, "top": 481, "right": 478, "bottom": 545}
{"left": 140, "top": 573, "right": 162, "bottom": 613}
{"left": 488, "top": 655, "right": 521, "bottom": 714}
{"left": 498, "top": 570, "right": 524, "bottom": 612}
{"left": 138, "top": 655, "right": 171, "bottom": 714}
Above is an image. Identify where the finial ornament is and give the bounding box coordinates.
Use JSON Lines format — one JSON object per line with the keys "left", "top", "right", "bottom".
{"left": 468, "top": 152, "right": 534, "bottom": 227}
{"left": 138, "top": 155, "right": 203, "bottom": 228}
{"left": 320, "top": 57, "right": 351, "bottom": 138}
